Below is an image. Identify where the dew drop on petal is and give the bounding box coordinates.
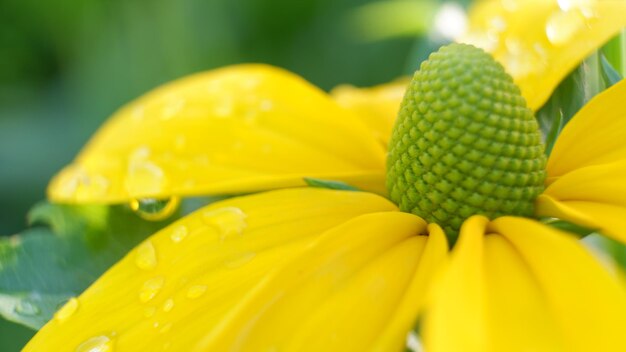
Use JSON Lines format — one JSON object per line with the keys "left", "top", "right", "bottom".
{"left": 161, "top": 97, "right": 185, "bottom": 120}
{"left": 546, "top": 9, "right": 587, "bottom": 46}
{"left": 224, "top": 252, "right": 257, "bottom": 269}
{"left": 213, "top": 96, "right": 234, "bottom": 117}
{"left": 125, "top": 158, "right": 167, "bottom": 196}
{"left": 144, "top": 306, "right": 157, "bottom": 318}
{"left": 259, "top": 99, "right": 273, "bottom": 111}
{"left": 162, "top": 298, "right": 174, "bottom": 313}
{"left": 169, "top": 225, "right": 188, "bottom": 243}
{"left": 131, "top": 197, "right": 180, "bottom": 221}
{"left": 202, "top": 207, "right": 248, "bottom": 240}
{"left": 139, "top": 277, "right": 165, "bottom": 303}
{"left": 159, "top": 322, "right": 173, "bottom": 334}
{"left": 14, "top": 300, "right": 40, "bottom": 316}
{"left": 55, "top": 297, "right": 79, "bottom": 322}
{"left": 76, "top": 335, "right": 114, "bottom": 352}
{"left": 186, "top": 285, "right": 208, "bottom": 299}
{"left": 135, "top": 240, "right": 158, "bottom": 270}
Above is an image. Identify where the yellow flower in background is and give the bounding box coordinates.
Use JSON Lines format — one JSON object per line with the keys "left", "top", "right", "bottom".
{"left": 462, "top": 0, "right": 626, "bottom": 110}
{"left": 23, "top": 1, "right": 626, "bottom": 351}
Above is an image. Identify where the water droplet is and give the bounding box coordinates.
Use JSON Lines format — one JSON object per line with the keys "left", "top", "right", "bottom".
{"left": 161, "top": 97, "right": 185, "bottom": 120}
{"left": 55, "top": 167, "right": 110, "bottom": 198}
{"left": 557, "top": 0, "right": 593, "bottom": 12}
{"left": 84, "top": 175, "right": 110, "bottom": 197}
{"left": 500, "top": 0, "right": 518, "bottom": 12}
{"left": 135, "top": 240, "right": 158, "bottom": 270}
{"left": 55, "top": 297, "right": 79, "bottom": 322}
{"left": 488, "top": 16, "right": 506, "bottom": 32}
{"left": 132, "top": 105, "right": 145, "bottom": 122}
{"left": 224, "top": 252, "right": 256, "bottom": 269}
{"left": 130, "top": 146, "right": 151, "bottom": 160}
{"left": 202, "top": 207, "right": 248, "bottom": 240}
{"left": 162, "top": 298, "right": 174, "bottom": 312}
{"left": 213, "top": 97, "right": 234, "bottom": 117}
{"left": 159, "top": 322, "right": 173, "bottom": 334}
{"left": 125, "top": 148, "right": 167, "bottom": 196}
{"left": 186, "top": 285, "right": 208, "bottom": 299}
{"left": 144, "top": 306, "right": 157, "bottom": 318}
{"left": 139, "top": 277, "right": 165, "bottom": 303}
{"left": 260, "top": 99, "right": 273, "bottom": 111}
{"left": 501, "top": 38, "right": 545, "bottom": 77}
{"left": 169, "top": 225, "right": 188, "bottom": 243}
{"left": 76, "top": 335, "right": 113, "bottom": 352}
{"left": 546, "top": 9, "right": 587, "bottom": 46}
{"left": 14, "top": 300, "right": 40, "bottom": 316}
{"left": 131, "top": 197, "right": 180, "bottom": 221}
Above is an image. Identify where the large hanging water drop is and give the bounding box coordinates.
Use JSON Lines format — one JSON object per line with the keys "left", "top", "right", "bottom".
{"left": 130, "top": 197, "right": 180, "bottom": 221}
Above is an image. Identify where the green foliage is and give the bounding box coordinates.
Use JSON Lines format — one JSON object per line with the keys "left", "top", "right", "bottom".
{"left": 600, "top": 54, "right": 623, "bottom": 88}
{"left": 0, "top": 318, "right": 34, "bottom": 351}
{"left": 0, "top": 202, "right": 173, "bottom": 330}
{"left": 303, "top": 178, "right": 360, "bottom": 191}
{"left": 537, "top": 50, "right": 623, "bottom": 155}
{"left": 540, "top": 218, "right": 598, "bottom": 238}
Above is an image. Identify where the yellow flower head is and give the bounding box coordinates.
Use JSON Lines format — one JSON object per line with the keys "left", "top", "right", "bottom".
{"left": 26, "top": 1, "right": 626, "bottom": 351}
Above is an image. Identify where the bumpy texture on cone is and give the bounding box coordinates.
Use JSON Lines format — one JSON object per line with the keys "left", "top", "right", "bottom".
{"left": 387, "top": 44, "right": 546, "bottom": 239}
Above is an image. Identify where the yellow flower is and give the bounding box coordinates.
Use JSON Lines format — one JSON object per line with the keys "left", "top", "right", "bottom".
{"left": 462, "top": 0, "right": 626, "bottom": 110}
{"left": 25, "top": 2, "right": 626, "bottom": 351}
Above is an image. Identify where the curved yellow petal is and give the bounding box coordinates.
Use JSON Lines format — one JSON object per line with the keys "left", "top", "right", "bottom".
{"left": 462, "top": 0, "right": 626, "bottom": 110}
{"left": 492, "top": 217, "right": 626, "bottom": 351}
{"left": 544, "top": 161, "right": 626, "bottom": 206}
{"left": 331, "top": 78, "right": 409, "bottom": 146}
{"left": 424, "top": 215, "right": 626, "bottom": 352}
{"left": 25, "top": 188, "right": 397, "bottom": 351}
{"left": 371, "top": 223, "right": 448, "bottom": 352}
{"left": 547, "top": 79, "right": 626, "bottom": 179}
{"left": 48, "top": 64, "right": 387, "bottom": 204}
{"left": 536, "top": 194, "right": 626, "bottom": 244}
{"left": 198, "top": 212, "right": 447, "bottom": 351}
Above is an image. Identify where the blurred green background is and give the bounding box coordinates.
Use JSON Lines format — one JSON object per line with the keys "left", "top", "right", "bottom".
{"left": 0, "top": 0, "right": 469, "bottom": 348}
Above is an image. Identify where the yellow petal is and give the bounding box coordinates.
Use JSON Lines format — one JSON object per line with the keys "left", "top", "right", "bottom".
{"left": 331, "top": 78, "right": 409, "bottom": 146}
{"left": 462, "top": 0, "right": 626, "bottom": 110}
{"left": 371, "top": 223, "right": 448, "bottom": 352}
{"left": 492, "top": 217, "right": 626, "bottom": 351}
{"left": 547, "top": 79, "right": 626, "bottom": 179}
{"left": 48, "top": 64, "right": 387, "bottom": 204}
{"left": 424, "top": 215, "right": 626, "bottom": 352}
{"left": 198, "top": 212, "right": 447, "bottom": 351}
{"left": 536, "top": 193, "right": 626, "bottom": 244}
{"left": 25, "top": 188, "right": 397, "bottom": 351}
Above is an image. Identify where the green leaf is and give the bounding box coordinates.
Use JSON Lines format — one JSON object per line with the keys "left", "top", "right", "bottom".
{"left": 537, "top": 51, "right": 608, "bottom": 155}
{"left": 0, "top": 317, "right": 34, "bottom": 352}
{"left": 582, "top": 233, "right": 626, "bottom": 272}
{"left": 540, "top": 218, "right": 598, "bottom": 238}
{"left": 303, "top": 177, "right": 360, "bottom": 191}
{"left": 0, "top": 202, "right": 173, "bottom": 330}
{"left": 600, "top": 53, "right": 623, "bottom": 88}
